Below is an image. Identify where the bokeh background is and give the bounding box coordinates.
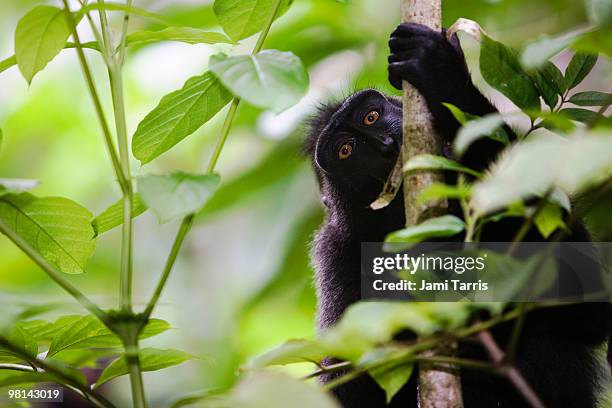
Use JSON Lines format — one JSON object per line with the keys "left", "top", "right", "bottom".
{"left": 0, "top": 0, "right": 610, "bottom": 406}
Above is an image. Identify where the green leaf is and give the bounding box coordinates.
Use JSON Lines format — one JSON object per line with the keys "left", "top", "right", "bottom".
{"left": 139, "top": 172, "right": 220, "bottom": 223}
{"left": 453, "top": 113, "right": 507, "bottom": 157}
{"left": 0, "top": 128, "right": 3, "bottom": 152}
{"left": 0, "top": 194, "right": 96, "bottom": 274}
{"left": 222, "top": 372, "right": 338, "bottom": 408}
{"left": 126, "top": 27, "right": 233, "bottom": 47}
{"left": 442, "top": 103, "right": 470, "bottom": 125}
{"left": 568, "top": 91, "right": 612, "bottom": 107}
{"left": 0, "top": 179, "right": 39, "bottom": 196}
{"left": 369, "top": 361, "right": 414, "bottom": 404}
{"left": 14, "top": 6, "right": 72, "bottom": 84}
{"left": 521, "top": 31, "right": 582, "bottom": 69}
{"left": 564, "top": 53, "right": 598, "bottom": 91}
{"left": 246, "top": 339, "right": 327, "bottom": 369}
{"left": 403, "top": 154, "right": 482, "bottom": 178}
{"left": 384, "top": 215, "right": 465, "bottom": 251}
{"left": 573, "top": 28, "right": 612, "bottom": 59}
{"left": 209, "top": 50, "right": 308, "bottom": 113}
{"left": 471, "top": 132, "right": 612, "bottom": 214}
{"left": 560, "top": 108, "right": 603, "bottom": 124}
{"left": 0, "top": 326, "right": 38, "bottom": 363}
{"left": 92, "top": 193, "right": 148, "bottom": 236}
{"left": 213, "top": 0, "right": 293, "bottom": 41}
{"left": 529, "top": 61, "right": 564, "bottom": 109}
{"left": 535, "top": 203, "right": 567, "bottom": 238}
{"left": 323, "top": 302, "right": 470, "bottom": 361}
{"left": 417, "top": 183, "right": 471, "bottom": 205}
{"left": 538, "top": 111, "right": 577, "bottom": 133}
{"left": 480, "top": 34, "right": 540, "bottom": 110}
{"left": 132, "top": 71, "right": 231, "bottom": 164}
{"left": 47, "top": 315, "right": 171, "bottom": 357}
{"left": 94, "top": 348, "right": 192, "bottom": 388}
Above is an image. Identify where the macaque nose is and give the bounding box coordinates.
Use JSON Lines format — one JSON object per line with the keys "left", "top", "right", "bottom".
{"left": 379, "top": 136, "right": 396, "bottom": 153}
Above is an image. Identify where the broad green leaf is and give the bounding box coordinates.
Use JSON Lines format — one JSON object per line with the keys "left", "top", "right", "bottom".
{"left": 560, "top": 108, "right": 603, "bottom": 124}
{"left": 209, "top": 50, "right": 308, "bottom": 113}
{"left": 47, "top": 315, "right": 171, "bottom": 356}
{"left": 221, "top": 372, "right": 339, "bottom": 408}
{"left": 568, "top": 91, "right": 612, "bottom": 107}
{"left": 471, "top": 132, "right": 612, "bottom": 214}
{"left": 0, "top": 128, "right": 3, "bottom": 152}
{"left": 538, "top": 111, "right": 577, "bottom": 133}
{"left": 0, "top": 194, "right": 96, "bottom": 274}
{"left": 480, "top": 35, "right": 540, "bottom": 110}
{"left": 92, "top": 193, "right": 148, "bottom": 236}
{"left": 369, "top": 361, "right": 414, "bottom": 403}
{"left": 564, "top": 53, "right": 598, "bottom": 91}
{"left": 534, "top": 203, "right": 567, "bottom": 238}
{"left": 94, "top": 348, "right": 192, "bottom": 388}
{"left": 530, "top": 61, "right": 564, "bottom": 109}
{"left": 573, "top": 29, "right": 612, "bottom": 59}
{"left": 246, "top": 339, "right": 327, "bottom": 369}
{"left": 139, "top": 172, "right": 220, "bottom": 223}
{"left": 0, "top": 55, "right": 16, "bottom": 75}
{"left": 403, "top": 154, "right": 482, "bottom": 178}
{"left": 14, "top": 6, "right": 72, "bottom": 84}
{"left": 126, "top": 27, "right": 233, "bottom": 47}
{"left": 323, "top": 302, "right": 470, "bottom": 361}
{"left": 213, "top": 0, "right": 293, "bottom": 41}
{"left": 0, "top": 326, "right": 38, "bottom": 363}
{"left": 0, "top": 179, "right": 39, "bottom": 196}
{"left": 453, "top": 113, "right": 507, "bottom": 157}
{"left": 384, "top": 215, "right": 465, "bottom": 252}
{"left": 417, "top": 183, "right": 471, "bottom": 205}
{"left": 132, "top": 72, "right": 231, "bottom": 164}
{"left": 521, "top": 31, "right": 582, "bottom": 69}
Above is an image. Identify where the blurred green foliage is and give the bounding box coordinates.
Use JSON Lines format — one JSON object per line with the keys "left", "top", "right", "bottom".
{"left": 0, "top": 0, "right": 609, "bottom": 405}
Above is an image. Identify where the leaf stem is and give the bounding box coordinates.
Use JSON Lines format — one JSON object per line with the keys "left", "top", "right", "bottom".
{"left": 0, "top": 219, "right": 109, "bottom": 326}
{"left": 206, "top": 98, "right": 240, "bottom": 173}
{"left": 143, "top": 0, "right": 283, "bottom": 319}
{"left": 61, "top": 0, "right": 130, "bottom": 194}
{"left": 143, "top": 214, "right": 194, "bottom": 318}
{"left": 252, "top": 0, "right": 283, "bottom": 55}
{"left": 117, "top": 0, "right": 133, "bottom": 66}
{"left": 107, "top": 52, "right": 134, "bottom": 313}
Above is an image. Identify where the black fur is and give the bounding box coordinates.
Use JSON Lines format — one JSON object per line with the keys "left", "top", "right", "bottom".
{"left": 305, "top": 23, "right": 609, "bottom": 407}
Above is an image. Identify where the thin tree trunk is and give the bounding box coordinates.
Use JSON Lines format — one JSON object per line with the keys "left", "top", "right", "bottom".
{"left": 401, "top": 0, "right": 463, "bottom": 407}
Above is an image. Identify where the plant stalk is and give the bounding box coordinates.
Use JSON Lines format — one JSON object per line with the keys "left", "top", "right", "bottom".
{"left": 108, "top": 59, "right": 134, "bottom": 312}
{"left": 123, "top": 334, "right": 147, "bottom": 408}
{"left": 61, "top": 0, "right": 130, "bottom": 194}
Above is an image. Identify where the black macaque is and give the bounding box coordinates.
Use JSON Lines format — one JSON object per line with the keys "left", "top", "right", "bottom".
{"left": 304, "top": 23, "right": 609, "bottom": 407}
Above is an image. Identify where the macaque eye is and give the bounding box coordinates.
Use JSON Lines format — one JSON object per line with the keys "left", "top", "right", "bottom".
{"left": 363, "top": 110, "right": 380, "bottom": 125}
{"left": 338, "top": 142, "right": 353, "bottom": 160}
